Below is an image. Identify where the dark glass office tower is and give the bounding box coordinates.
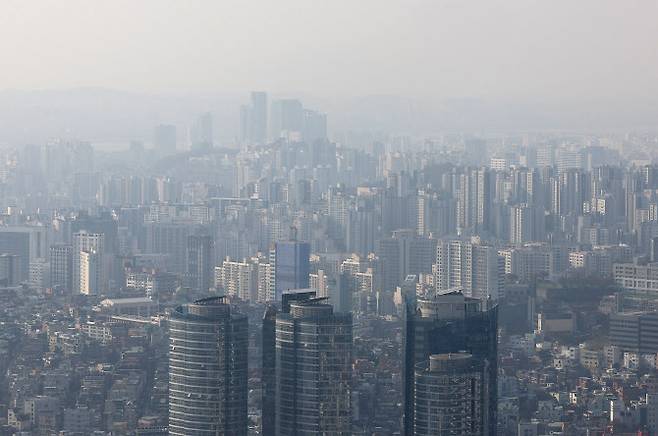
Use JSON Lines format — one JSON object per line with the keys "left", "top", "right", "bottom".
{"left": 262, "top": 290, "right": 317, "bottom": 436}
{"left": 414, "top": 353, "right": 488, "bottom": 435}
{"left": 274, "top": 240, "right": 310, "bottom": 301}
{"left": 403, "top": 291, "right": 497, "bottom": 436}
{"left": 168, "top": 297, "right": 248, "bottom": 436}
{"left": 274, "top": 295, "right": 352, "bottom": 435}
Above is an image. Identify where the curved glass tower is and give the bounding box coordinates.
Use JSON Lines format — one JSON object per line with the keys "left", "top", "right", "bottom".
{"left": 414, "top": 353, "right": 486, "bottom": 436}
{"left": 275, "top": 297, "right": 352, "bottom": 435}
{"left": 168, "top": 296, "right": 248, "bottom": 436}
{"left": 403, "top": 291, "right": 497, "bottom": 436}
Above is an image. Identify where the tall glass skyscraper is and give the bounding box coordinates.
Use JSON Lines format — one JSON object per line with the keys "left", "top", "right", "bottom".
{"left": 274, "top": 240, "right": 310, "bottom": 301}
{"left": 414, "top": 353, "right": 487, "bottom": 435}
{"left": 274, "top": 295, "right": 352, "bottom": 435}
{"left": 168, "top": 297, "right": 248, "bottom": 436}
{"left": 262, "top": 290, "right": 318, "bottom": 436}
{"left": 403, "top": 291, "right": 497, "bottom": 436}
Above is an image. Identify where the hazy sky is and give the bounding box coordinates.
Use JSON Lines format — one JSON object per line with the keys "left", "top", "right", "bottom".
{"left": 1, "top": 0, "right": 657, "bottom": 101}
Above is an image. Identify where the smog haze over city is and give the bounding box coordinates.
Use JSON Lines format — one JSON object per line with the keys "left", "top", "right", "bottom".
{"left": 1, "top": 1, "right": 658, "bottom": 436}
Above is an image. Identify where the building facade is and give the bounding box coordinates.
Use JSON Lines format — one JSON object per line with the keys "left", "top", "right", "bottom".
{"left": 274, "top": 296, "right": 352, "bottom": 435}
{"left": 168, "top": 297, "right": 248, "bottom": 436}
{"left": 404, "top": 291, "right": 498, "bottom": 436}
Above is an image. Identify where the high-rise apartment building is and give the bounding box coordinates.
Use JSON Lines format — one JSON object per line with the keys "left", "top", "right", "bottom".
{"left": 0, "top": 231, "right": 29, "bottom": 282}
{"left": 0, "top": 226, "right": 48, "bottom": 282}
{"left": 72, "top": 231, "right": 105, "bottom": 295}
{"left": 403, "top": 291, "right": 497, "bottom": 436}
{"left": 215, "top": 257, "right": 258, "bottom": 301}
{"left": 50, "top": 245, "right": 73, "bottom": 292}
{"left": 434, "top": 238, "right": 505, "bottom": 301}
{"left": 377, "top": 229, "right": 436, "bottom": 293}
{"left": 168, "top": 297, "right": 248, "bottom": 436}
{"left": 144, "top": 222, "right": 196, "bottom": 274}
{"left": 79, "top": 250, "right": 102, "bottom": 296}
{"left": 510, "top": 204, "right": 534, "bottom": 245}
{"left": 0, "top": 254, "right": 20, "bottom": 286}
{"left": 457, "top": 168, "right": 493, "bottom": 234}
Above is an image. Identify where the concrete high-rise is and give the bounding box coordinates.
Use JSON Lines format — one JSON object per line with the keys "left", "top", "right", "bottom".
{"left": 0, "top": 254, "right": 20, "bottom": 286}
{"left": 509, "top": 203, "right": 534, "bottom": 245}
{"left": 403, "top": 291, "right": 497, "bottom": 436}
{"left": 71, "top": 211, "right": 118, "bottom": 254}
{"left": 434, "top": 238, "right": 505, "bottom": 301}
{"left": 457, "top": 167, "right": 493, "bottom": 234}
{"left": 0, "top": 226, "right": 48, "bottom": 282}
{"left": 376, "top": 229, "right": 437, "bottom": 293}
{"left": 0, "top": 231, "right": 29, "bottom": 282}
{"left": 50, "top": 244, "right": 73, "bottom": 293}
{"left": 275, "top": 296, "right": 352, "bottom": 435}
{"left": 215, "top": 257, "right": 258, "bottom": 302}
{"left": 79, "top": 250, "right": 103, "bottom": 296}
{"left": 72, "top": 231, "right": 106, "bottom": 295}
{"left": 168, "top": 297, "right": 248, "bottom": 436}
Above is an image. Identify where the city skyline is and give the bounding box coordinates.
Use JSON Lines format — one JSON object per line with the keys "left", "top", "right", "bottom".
{"left": 2, "top": 2, "right": 658, "bottom": 435}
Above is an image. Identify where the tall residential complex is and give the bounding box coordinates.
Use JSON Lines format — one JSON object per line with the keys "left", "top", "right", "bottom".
{"left": 49, "top": 244, "right": 73, "bottom": 292}
{"left": 434, "top": 238, "right": 505, "bottom": 301}
{"left": 376, "top": 229, "right": 436, "bottom": 293}
{"left": 72, "top": 231, "right": 105, "bottom": 295}
{"left": 168, "top": 297, "right": 248, "bottom": 436}
{"left": 457, "top": 167, "right": 493, "bottom": 234}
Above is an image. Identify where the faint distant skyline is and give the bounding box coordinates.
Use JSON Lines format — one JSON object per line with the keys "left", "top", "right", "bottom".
{"left": 0, "top": 89, "right": 657, "bottom": 149}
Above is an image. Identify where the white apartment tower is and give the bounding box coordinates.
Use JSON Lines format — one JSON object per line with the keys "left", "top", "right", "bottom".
{"left": 434, "top": 238, "right": 504, "bottom": 301}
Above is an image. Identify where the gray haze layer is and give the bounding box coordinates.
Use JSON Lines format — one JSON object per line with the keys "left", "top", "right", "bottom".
{"left": 0, "top": 0, "right": 656, "bottom": 142}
